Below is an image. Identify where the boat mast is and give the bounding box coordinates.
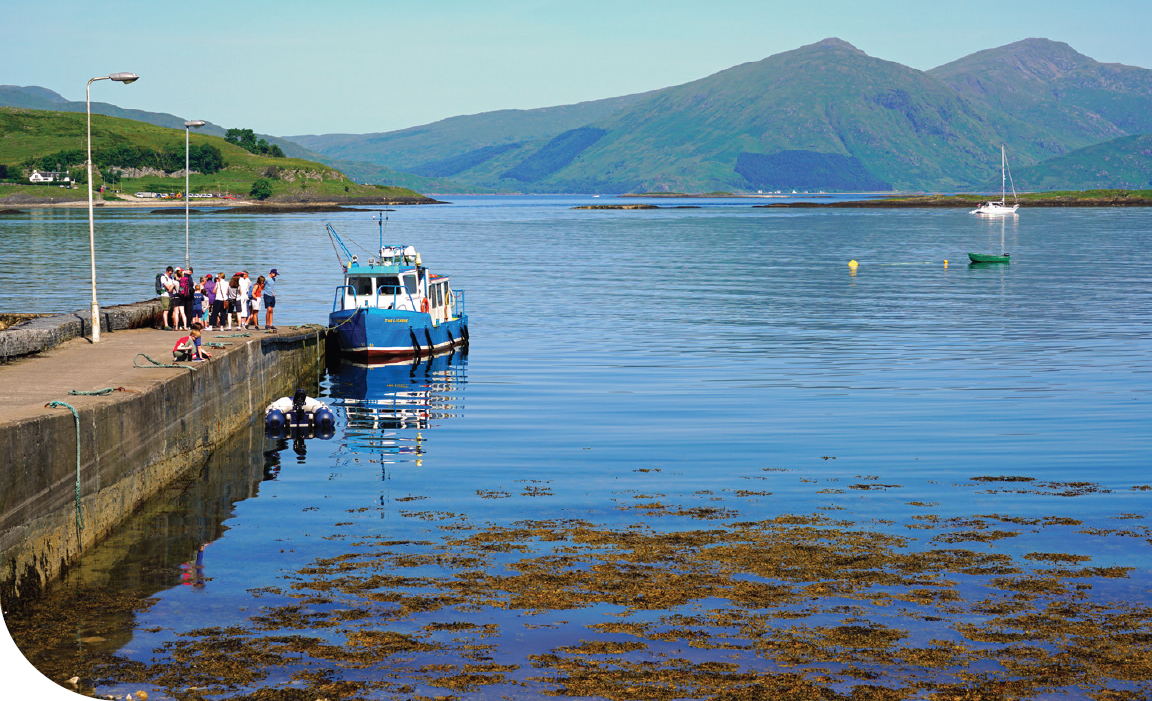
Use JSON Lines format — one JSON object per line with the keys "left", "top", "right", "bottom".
{"left": 1001, "top": 145, "right": 1006, "bottom": 204}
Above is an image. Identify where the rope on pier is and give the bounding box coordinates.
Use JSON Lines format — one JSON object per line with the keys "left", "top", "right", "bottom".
{"left": 67, "top": 387, "right": 115, "bottom": 396}
{"left": 133, "top": 353, "right": 195, "bottom": 371}
{"left": 215, "top": 333, "right": 250, "bottom": 338}
{"left": 44, "top": 400, "right": 85, "bottom": 532}
{"left": 203, "top": 342, "right": 233, "bottom": 348}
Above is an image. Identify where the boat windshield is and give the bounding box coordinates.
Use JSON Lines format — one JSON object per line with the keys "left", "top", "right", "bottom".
{"left": 352, "top": 277, "right": 373, "bottom": 296}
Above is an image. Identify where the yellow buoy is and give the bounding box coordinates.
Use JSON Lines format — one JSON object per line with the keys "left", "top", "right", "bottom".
{"left": 944, "top": 259, "right": 949, "bottom": 268}
{"left": 848, "top": 260, "right": 859, "bottom": 268}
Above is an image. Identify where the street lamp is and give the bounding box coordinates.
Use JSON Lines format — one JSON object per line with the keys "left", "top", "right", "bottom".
{"left": 184, "top": 120, "right": 206, "bottom": 269}
{"left": 86, "top": 71, "right": 138, "bottom": 343}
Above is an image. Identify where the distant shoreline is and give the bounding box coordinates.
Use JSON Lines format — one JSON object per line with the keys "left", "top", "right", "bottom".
{"left": 0, "top": 194, "right": 444, "bottom": 210}
{"left": 756, "top": 192, "right": 1152, "bottom": 208}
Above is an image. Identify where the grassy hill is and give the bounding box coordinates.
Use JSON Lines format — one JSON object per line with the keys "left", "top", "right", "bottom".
{"left": 0, "top": 85, "right": 229, "bottom": 137}
{"left": 289, "top": 38, "right": 1152, "bottom": 194}
{"left": 0, "top": 107, "right": 428, "bottom": 203}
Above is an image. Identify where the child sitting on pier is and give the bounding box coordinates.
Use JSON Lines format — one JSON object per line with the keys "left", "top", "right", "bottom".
{"left": 173, "top": 328, "right": 211, "bottom": 362}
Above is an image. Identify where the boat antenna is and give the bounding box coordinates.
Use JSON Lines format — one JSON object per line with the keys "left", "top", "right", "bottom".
{"left": 373, "top": 210, "right": 388, "bottom": 252}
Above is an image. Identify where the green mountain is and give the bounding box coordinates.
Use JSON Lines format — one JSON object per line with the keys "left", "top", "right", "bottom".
{"left": 289, "top": 38, "right": 1152, "bottom": 193}
{"left": 928, "top": 39, "right": 1152, "bottom": 156}
{"left": 285, "top": 92, "right": 654, "bottom": 171}
{"left": 1004, "top": 134, "right": 1152, "bottom": 191}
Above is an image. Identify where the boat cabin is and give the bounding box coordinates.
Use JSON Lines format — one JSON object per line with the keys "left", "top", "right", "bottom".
{"left": 340, "top": 246, "right": 456, "bottom": 323}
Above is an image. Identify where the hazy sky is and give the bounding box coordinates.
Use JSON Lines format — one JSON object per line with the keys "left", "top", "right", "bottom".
{"left": 5, "top": 0, "right": 1149, "bottom": 137}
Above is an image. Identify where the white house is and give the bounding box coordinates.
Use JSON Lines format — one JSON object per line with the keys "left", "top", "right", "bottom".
{"left": 29, "top": 170, "right": 72, "bottom": 184}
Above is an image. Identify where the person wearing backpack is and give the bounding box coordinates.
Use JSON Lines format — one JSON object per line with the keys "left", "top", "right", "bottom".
{"left": 180, "top": 268, "right": 195, "bottom": 331}
{"left": 158, "top": 266, "right": 176, "bottom": 330}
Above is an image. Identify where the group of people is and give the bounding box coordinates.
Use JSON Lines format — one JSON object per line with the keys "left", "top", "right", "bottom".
{"left": 159, "top": 266, "right": 278, "bottom": 332}
{"left": 158, "top": 265, "right": 279, "bottom": 362}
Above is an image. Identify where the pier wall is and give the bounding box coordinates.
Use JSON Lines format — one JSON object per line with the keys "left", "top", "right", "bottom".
{"left": 0, "top": 329, "right": 326, "bottom": 609}
{"left": 0, "top": 300, "right": 162, "bottom": 362}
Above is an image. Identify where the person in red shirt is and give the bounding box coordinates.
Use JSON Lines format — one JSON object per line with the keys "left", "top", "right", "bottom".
{"left": 173, "top": 328, "right": 211, "bottom": 361}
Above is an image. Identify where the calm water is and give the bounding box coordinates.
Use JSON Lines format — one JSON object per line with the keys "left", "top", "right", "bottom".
{"left": 4, "top": 198, "right": 1152, "bottom": 698}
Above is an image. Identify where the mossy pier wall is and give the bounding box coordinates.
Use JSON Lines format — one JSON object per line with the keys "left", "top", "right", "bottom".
{"left": 0, "top": 326, "right": 327, "bottom": 609}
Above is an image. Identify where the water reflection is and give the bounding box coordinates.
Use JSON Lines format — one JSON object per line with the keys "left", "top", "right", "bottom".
{"left": 329, "top": 349, "right": 467, "bottom": 466}
{"left": 8, "top": 426, "right": 268, "bottom": 673}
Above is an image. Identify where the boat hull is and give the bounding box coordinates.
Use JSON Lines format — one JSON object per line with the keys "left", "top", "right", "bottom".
{"left": 967, "top": 252, "right": 1011, "bottom": 263}
{"left": 329, "top": 308, "right": 469, "bottom": 359}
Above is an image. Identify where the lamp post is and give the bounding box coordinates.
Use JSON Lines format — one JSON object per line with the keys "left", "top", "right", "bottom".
{"left": 183, "top": 120, "right": 206, "bottom": 269}
{"left": 86, "top": 71, "right": 138, "bottom": 343}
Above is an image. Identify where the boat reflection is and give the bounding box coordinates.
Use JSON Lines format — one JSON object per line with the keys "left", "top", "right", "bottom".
{"left": 328, "top": 348, "right": 467, "bottom": 465}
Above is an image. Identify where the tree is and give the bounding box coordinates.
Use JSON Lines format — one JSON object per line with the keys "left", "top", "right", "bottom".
{"left": 269, "top": 144, "right": 285, "bottom": 158}
{"left": 249, "top": 178, "right": 274, "bottom": 200}
{"left": 189, "top": 144, "right": 224, "bottom": 175}
{"left": 225, "top": 128, "right": 258, "bottom": 152}
{"left": 159, "top": 145, "right": 184, "bottom": 173}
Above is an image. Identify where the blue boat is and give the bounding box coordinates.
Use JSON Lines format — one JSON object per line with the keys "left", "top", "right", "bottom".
{"left": 326, "top": 223, "right": 469, "bottom": 360}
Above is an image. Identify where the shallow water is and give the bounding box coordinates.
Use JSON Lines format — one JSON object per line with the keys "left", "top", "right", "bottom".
{"left": 4, "top": 198, "right": 1152, "bottom": 698}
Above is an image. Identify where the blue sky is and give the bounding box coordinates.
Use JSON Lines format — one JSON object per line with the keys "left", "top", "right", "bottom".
{"left": 5, "top": 0, "right": 1150, "bottom": 137}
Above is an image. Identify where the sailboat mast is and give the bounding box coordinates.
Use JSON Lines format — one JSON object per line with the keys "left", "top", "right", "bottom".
{"left": 1001, "top": 145, "right": 1006, "bottom": 203}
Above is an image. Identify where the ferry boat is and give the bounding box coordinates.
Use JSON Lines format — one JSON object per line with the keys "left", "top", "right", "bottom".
{"left": 326, "top": 224, "right": 468, "bottom": 360}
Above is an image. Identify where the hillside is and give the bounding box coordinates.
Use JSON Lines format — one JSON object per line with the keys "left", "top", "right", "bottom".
{"left": 285, "top": 92, "right": 655, "bottom": 171}
{"left": 0, "top": 85, "right": 229, "bottom": 137}
{"left": 1005, "top": 134, "right": 1152, "bottom": 191}
{"left": 289, "top": 38, "right": 1152, "bottom": 194}
{"left": 929, "top": 39, "right": 1152, "bottom": 154}
{"left": 0, "top": 107, "right": 430, "bottom": 204}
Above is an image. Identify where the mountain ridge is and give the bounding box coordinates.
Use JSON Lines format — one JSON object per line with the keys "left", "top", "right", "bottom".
{"left": 290, "top": 36, "right": 1152, "bottom": 192}
{"left": 6, "top": 36, "right": 1152, "bottom": 193}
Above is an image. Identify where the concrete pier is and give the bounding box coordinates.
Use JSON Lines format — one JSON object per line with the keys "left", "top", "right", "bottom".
{"left": 0, "top": 324, "right": 326, "bottom": 609}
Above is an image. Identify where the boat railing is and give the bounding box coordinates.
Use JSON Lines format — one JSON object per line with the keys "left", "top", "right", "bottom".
{"left": 452, "top": 289, "right": 466, "bottom": 318}
{"left": 375, "top": 288, "right": 401, "bottom": 310}
{"left": 332, "top": 285, "right": 355, "bottom": 312}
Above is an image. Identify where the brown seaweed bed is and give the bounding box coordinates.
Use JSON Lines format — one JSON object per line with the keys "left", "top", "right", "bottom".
{"left": 9, "top": 474, "right": 1152, "bottom": 700}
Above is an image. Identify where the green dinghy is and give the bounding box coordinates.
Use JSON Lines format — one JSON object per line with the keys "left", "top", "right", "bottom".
{"left": 968, "top": 252, "right": 1010, "bottom": 263}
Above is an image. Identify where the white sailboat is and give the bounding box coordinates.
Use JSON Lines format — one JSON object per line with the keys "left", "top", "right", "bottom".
{"left": 971, "top": 145, "right": 1019, "bottom": 216}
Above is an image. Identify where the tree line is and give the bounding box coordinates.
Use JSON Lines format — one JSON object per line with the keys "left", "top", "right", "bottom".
{"left": 225, "top": 128, "right": 285, "bottom": 158}
{"left": 6, "top": 143, "right": 225, "bottom": 180}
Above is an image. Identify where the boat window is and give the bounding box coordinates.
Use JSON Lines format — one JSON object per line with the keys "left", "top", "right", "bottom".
{"left": 436, "top": 284, "right": 444, "bottom": 307}
{"left": 352, "top": 277, "right": 373, "bottom": 296}
{"left": 403, "top": 274, "right": 417, "bottom": 294}
{"left": 376, "top": 276, "right": 400, "bottom": 296}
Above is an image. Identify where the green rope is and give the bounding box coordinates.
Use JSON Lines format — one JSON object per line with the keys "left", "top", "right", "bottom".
{"left": 68, "top": 387, "right": 114, "bottom": 396}
{"left": 215, "top": 333, "right": 250, "bottom": 338}
{"left": 291, "top": 323, "right": 328, "bottom": 331}
{"left": 203, "top": 342, "right": 233, "bottom": 348}
{"left": 134, "top": 353, "right": 195, "bottom": 371}
{"left": 45, "top": 401, "right": 85, "bottom": 531}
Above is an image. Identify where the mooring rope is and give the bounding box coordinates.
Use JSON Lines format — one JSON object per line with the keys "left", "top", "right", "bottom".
{"left": 134, "top": 353, "right": 195, "bottom": 371}
{"left": 215, "top": 333, "right": 250, "bottom": 338}
{"left": 203, "top": 342, "right": 233, "bottom": 348}
{"left": 45, "top": 400, "right": 85, "bottom": 531}
{"left": 68, "top": 387, "right": 114, "bottom": 396}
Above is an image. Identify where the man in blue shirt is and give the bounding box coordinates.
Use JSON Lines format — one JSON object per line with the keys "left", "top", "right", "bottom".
{"left": 264, "top": 268, "right": 278, "bottom": 330}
